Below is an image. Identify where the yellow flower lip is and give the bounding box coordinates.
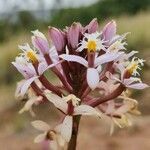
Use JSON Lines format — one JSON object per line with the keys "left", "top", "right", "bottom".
{"left": 127, "top": 62, "right": 138, "bottom": 74}
{"left": 126, "top": 57, "right": 144, "bottom": 75}
{"left": 26, "top": 50, "right": 38, "bottom": 63}
{"left": 87, "top": 40, "right": 97, "bottom": 52}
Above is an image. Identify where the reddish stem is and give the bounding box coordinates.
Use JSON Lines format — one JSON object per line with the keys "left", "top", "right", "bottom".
{"left": 39, "top": 75, "right": 63, "bottom": 96}
{"left": 81, "top": 87, "right": 91, "bottom": 99}
{"left": 33, "top": 61, "right": 63, "bottom": 96}
{"left": 67, "top": 116, "right": 81, "bottom": 150}
{"left": 88, "top": 84, "right": 126, "bottom": 107}
{"left": 44, "top": 54, "right": 72, "bottom": 93}
{"left": 61, "top": 61, "right": 73, "bottom": 86}
{"left": 31, "top": 81, "right": 44, "bottom": 96}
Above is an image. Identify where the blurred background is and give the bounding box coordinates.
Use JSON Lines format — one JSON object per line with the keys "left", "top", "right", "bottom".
{"left": 0, "top": 0, "right": 150, "bottom": 149}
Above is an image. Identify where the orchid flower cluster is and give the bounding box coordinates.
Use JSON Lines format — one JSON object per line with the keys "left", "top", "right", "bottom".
{"left": 12, "top": 18, "right": 148, "bottom": 150}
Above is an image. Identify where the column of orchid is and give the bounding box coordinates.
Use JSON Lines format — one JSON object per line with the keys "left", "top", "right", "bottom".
{"left": 12, "top": 18, "right": 148, "bottom": 150}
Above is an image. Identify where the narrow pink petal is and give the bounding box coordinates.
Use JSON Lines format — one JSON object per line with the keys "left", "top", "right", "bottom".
{"left": 95, "top": 52, "right": 123, "bottom": 66}
{"left": 49, "top": 46, "right": 64, "bottom": 74}
{"left": 74, "top": 105, "right": 101, "bottom": 117}
{"left": 38, "top": 61, "right": 62, "bottom": 75}
{"left": 114, "top": 63, "right": 125, "bottom": 78}
{"left": 49, "top": 46, "right": 59, "bottom": 63}
{"left": 12, "top": 62, "right": 36, "bottom": 78}
{"left": 109, "top": 32, "right": 129, "bottom": 45}
{"left": 45, "top": 92, "right": 68, "bottom": 114}
{"left": 38, "top": 62, "right": 48, "bottom": 75}
{"left": 15, "top": 80, "right": 26, "bottom": 98}
{"left": 21, "top": 76, "right": 38, "bottom": 96}
{"left": 123, "top": 78, "right": 137, "bottom": 85}
{"left": 59, "top": 54, "right": 88, "bottom": 67}
{"left": 125, "top": 51, "right": 138, "bottom": 59}
{"left": 12, "top": 62, "right": 29, "bottom": 78}
{"left": 127, "top": 83, "right": 149, "bottom": 89}
{"left": 105, "top": 72, "right": 121, "bottom": 83}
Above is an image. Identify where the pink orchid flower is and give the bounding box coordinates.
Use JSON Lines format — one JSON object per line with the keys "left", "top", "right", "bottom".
{"left": 106, "top": 71, "right": 149, "bottom": 90}
{"left": 59, "top": 51, "right": 123, "bottom": 90}
{"left": 12, "top": 46, "right": 60, "bottom": 96}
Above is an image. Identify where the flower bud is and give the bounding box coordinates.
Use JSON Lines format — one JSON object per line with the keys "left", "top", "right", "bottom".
{"left": 102, "top": 20, "right": 116, "bottom": 41}
{"left": 87, "top": 18, "right": 99, "bottom": 34}
{"left": 32, "top": 30, "right": 49, "bottom": 55}
{"left": 67, "top": 22, "right": 81, "bottom": 49}
{"left": 48, "top": 27, "right": 65, "bottom": 52}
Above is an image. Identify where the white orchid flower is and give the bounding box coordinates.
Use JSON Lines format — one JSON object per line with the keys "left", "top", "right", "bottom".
{"left": 45, "top": 91, "right": 101, "bottom": 142}
{"left": 104, "top": 93, "right": 140, "bottom": 135}
{"left": 112, "top": 95, "right": 140, "bottom": 128}
{"left": 31, "top": 120, "right": 66, "bottom": 149}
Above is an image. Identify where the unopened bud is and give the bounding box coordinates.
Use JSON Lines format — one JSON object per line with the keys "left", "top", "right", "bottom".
{"left": 32, "top": 30, "right": 49, "bottom": 54}
{"left": 48, "top": 27, "right": 66, "bottom": 52}
{"left": 67, "top": 22, "right": 81, "bottom": 49}
{"left": 102, "top": 20, "right": 116, "bottom": 41}
{"left": 87, "top": 18, "right": 99, "bottom": 34}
